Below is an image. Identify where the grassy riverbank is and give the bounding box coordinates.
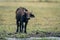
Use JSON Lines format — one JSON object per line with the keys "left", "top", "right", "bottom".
{"left": 0, "top": 2, "right": 60, "bottom": 38}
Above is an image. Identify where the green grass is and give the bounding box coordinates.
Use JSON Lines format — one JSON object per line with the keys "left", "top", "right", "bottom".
{"left": 0, "top": 2, "right": 60, "bottom": 35}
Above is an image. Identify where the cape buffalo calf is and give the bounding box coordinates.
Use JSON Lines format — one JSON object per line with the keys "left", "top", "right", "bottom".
{"left": 16, "top": 7, "right": 35, "bottom": 33}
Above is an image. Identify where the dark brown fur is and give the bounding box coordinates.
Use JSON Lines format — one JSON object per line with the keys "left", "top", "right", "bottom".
{"left": 16, "top": 7, "right": 35, "bottom": 33}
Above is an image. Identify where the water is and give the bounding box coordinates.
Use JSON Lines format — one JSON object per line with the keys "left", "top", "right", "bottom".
{"left": 6, "top": 37, "right": 60, "bottom": 40}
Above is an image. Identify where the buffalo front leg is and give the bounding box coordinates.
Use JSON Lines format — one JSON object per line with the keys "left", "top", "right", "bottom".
{"left": 24, "top": 21, "right": 28, "bottom": 33}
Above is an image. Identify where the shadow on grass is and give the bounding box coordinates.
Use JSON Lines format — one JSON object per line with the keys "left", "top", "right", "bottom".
{"left": 0, "top": 30, "right": 60, "bottom": 39}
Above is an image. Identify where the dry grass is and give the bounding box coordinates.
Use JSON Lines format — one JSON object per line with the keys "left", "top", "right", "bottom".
{"left": 0, "top": 2, "right": 60, "bottom": 33}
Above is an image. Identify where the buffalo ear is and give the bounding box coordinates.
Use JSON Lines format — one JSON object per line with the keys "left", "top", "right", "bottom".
{"left": 30, "top": 13, "right": 35, "bottom": 18}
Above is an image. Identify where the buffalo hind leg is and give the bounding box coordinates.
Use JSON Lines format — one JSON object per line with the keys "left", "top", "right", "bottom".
{"left": 16, "top": 20, "right": 19, "bottom": 33}
{"left": 22, "top": 22, "right": 24, "bottom": 33}
{"left": 20, "top": 22, "right": 22, "bottom": 33}
{"left": 20, "top": 22, "right": 24, "bottom": 33}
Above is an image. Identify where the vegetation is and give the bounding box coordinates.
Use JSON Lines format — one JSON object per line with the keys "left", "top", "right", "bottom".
{"left": 0, "top": 0, "right": 60, "bottom": 2}
{"left": 0, "top": 1, "right": 60, "bottom": 38}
